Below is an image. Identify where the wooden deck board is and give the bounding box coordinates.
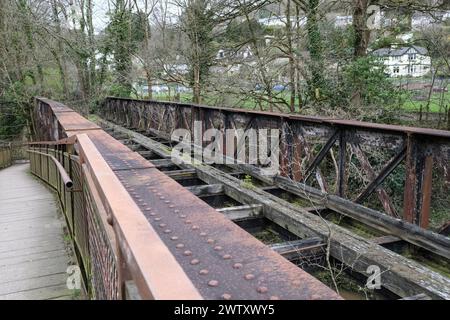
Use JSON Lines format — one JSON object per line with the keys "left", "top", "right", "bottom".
{"left": 0, "top": 164, "right": 75, "bottom": 300}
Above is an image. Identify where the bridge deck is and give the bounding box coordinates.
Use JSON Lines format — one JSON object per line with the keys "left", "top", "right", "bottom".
{"left": 0, "top": 163, "right": 73, "bottom": 300}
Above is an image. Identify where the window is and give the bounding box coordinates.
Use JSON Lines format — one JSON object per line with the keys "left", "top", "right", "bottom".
{"left": 407, "top": 65, "right": 417, "bottom": 74}
{"left": 393, "top": 66, "right": 400, "bottom": 74}
{"left": 408, "top": 53, "right": 416, "bottom": 61}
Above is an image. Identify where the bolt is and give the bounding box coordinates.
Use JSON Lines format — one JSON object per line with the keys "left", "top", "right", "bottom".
{"left": 176, "top": 243, "right": 185, "bottom": 249}
{"left": 269, "top": 296, "right": 280, "bottom": 300}
{"left": 245, "top": 274, "right": 255, "bottom": 280}
{"left": 164, "top": 229, "right": 171, "bottom": 234}
{"left": 192, "top": 225, "right": 199, "bottom": 230}
{"left": 208, "top": 280, "right": 219, "bottom": 287}
{"left": 207, "top": 239, "right": 214, "bottom": 244}
{"left": 171, "top": 236, "right": 179, "bottom": 241}
{"left": 257, "top": 286, "right": 268, "bottom": 294}
{"left": 221, "top": 293, "right": 232, "bottom": 300}
{"left": 199, "top": 269, "right": 209, "bottom": 275}
{"left": 214, "top": 246, "right": 222, "bottom": 251}
{"left": 222, "top": 254, "right": 232, "bottom": 260}
{"left": 199, "top": 232, "right": 207, "bottom": 237}
{"left": 159, "top": 223, "right": 166, "bottom": 228}
{"left": 292, "top": 280, "right": 301, "bottom": 286}
{"left": 233, "top": 263, "right": 243, "bottom": 269}
{"left": 183, "top": 250, "right": 192, "bottom": 256}
{"left": 190, "top": 259, "right": 200, "bottom": 265}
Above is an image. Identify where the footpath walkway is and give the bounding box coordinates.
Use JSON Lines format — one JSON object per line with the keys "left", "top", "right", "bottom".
{"left": 0, "top": 163, "right": 74, "bottom": 299}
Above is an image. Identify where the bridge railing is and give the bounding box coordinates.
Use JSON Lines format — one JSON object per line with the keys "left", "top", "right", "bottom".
{"left": 28, "top": 142, "right": 98, "bottom": 295}
{"left": 100, "top": 97, "right": 450, "bottom": 230}
{"left": 0, "top": 144, "right": 12, "bottom": 169}
{"left": 30, "top": 98, "right": 201, "bottom": 300}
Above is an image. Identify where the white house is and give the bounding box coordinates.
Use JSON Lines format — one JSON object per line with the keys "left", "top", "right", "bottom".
{"left": 371, "top": 45, "right": 431, "bottom": 78}
{"left": 334, "top": 15, "right": 353, "bottom": 27}
{"left": 258, "top": 16, "right": 307, "bottom": 27}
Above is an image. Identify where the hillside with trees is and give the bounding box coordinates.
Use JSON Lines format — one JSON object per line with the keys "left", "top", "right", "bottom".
{"left": 0, "top": 0, "right": 449, "bottom": 141}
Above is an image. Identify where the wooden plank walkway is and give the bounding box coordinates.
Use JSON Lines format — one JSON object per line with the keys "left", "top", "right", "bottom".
{"left": 0, "top": 163, "right": 75, "bottom": 300}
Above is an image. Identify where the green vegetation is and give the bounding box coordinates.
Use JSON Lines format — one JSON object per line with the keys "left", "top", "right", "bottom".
{"left": 252, "top": 228, "right": 284, "bottom": 244}
{"left": 241, "top": 174, "right": 256, "bottom": 190}
{"left": 312, "top": 269, "right": 379, "bottom": 300}
{"left": 402, "top": 247, "right": 450, "bottom": 278}
{"left": 401, "top": 84, "right": 450, "bottom": 113}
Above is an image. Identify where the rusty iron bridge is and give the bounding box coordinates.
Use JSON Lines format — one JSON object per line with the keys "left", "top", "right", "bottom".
{"left": 0, "top": 97, "right": 449, "bottom": 300}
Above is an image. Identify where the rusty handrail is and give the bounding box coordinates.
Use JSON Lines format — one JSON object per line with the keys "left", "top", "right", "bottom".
{"left": 104, "top": 96, "right": 450, "bottom": 139}
{"left": 76, "top": 134, "right": 202, "bottom": 300}
{"left": 27, "top": 136, "right": 78, "bottom": 146}
{"left": 27, "top": 149, "right": 73, "bottom": 190}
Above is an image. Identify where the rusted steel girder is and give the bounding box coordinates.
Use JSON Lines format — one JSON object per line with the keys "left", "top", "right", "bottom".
{"left": 403, "top": 136, "right": 434, "bottom": 228}
{"left": 99, "top": 97, "right": 450, "bottom": 229}
{"left": 33, "top": 97, "right": 342, "bottom": 300}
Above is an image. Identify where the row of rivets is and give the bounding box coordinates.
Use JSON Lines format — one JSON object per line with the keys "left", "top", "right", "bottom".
{"left": 110, "top": 126, "right": 281, "bottom": 300}
{"left": 116, "top": 159, "right": 273, "bottom": 300}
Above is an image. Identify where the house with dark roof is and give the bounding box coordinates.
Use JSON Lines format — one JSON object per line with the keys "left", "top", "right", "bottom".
{"left": 371, "top": 45, "right": 431, "bottom": 78}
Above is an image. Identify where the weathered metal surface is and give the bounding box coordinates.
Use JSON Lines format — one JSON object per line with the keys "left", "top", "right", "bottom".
{"left": 113, "top": 166, "right": 341, "bottom": 299}
{"left": 99, "top": 97, "right": 450, "bottom": 229}
{"left": 27, "top": 150, "right": 73, "bottom": 189}
{"left": 77, "top": 134, "right": 202, "bottom": 300}
{"left": 32, "top": 97, "right": 342, "bottom": 300}
{"left": 54, "top": 112, "right": 101, "bottom": 132}
{"left": 102, "top": 152, "right": 155, "bottom": 171}
{"left": 103, "top": 96, "right": 450, "bottom": 139}
{"left": 100, "top": 119, "right": 450, "bottom": 299}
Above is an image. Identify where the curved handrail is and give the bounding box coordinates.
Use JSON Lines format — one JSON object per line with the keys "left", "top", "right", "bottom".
{"left": 27, "top": 149, "right": 73, "bottom": 190}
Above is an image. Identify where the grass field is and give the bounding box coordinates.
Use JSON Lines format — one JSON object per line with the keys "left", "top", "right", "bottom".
{"left": 401, "top": 84, "right": 450, "bottom": 113}
{"left": 148, "top": 91, "right": 309, "bottom": 111}
{"left": 140, "top": 83, "right": 450, "bottom": 114}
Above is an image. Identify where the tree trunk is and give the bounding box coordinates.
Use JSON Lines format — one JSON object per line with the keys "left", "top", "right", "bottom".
{"left": 425, "top": 69, "right": 437, "bottom": 121}
{"left": 286, "top": 0, "right": 295, "bottom": 112}
{"left": 295, "top": 5, "right": 303, "bottom": 112}
{"left": 86, "top": 0, "right": 96, "bottom": 91}
{"left": 51, "top": 0, "right": 69, "bottom": 98}
{"left": 306, "top": 0, "right": 325, "bottom": 101}
{"left": 18, "top": 0, "right": 44, "bottom": 90}
{"left": 146, "top": 70, "right": 153, "bottom": 99}
{"left": 353, "top": 0, "right": 371, "bottom": 58}
{"left": 193, "top": 63, "right": 201, "bottom": 104}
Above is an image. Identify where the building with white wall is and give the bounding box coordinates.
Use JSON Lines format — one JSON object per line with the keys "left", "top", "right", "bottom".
{"left": 372, "top": 45, "right": 431, "bottom": 78}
